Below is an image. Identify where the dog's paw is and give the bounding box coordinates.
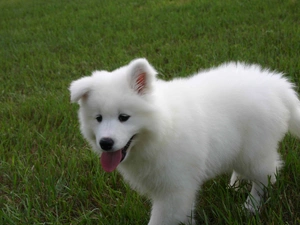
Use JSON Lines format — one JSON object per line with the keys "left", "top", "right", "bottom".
{"left": 243, "top": 198, "right": 261, "bottom": 214}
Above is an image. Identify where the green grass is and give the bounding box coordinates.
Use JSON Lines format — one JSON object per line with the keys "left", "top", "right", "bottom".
{"left": 1, "top": 0, "right": 299, "bottom": 224}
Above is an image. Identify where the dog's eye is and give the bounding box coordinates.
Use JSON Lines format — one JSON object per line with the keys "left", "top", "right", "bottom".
{"left": 119, "top": 114, "right": 130, "bottom": 122}
{"left": 96, "top": 115, "right": 102, "bottom": 123}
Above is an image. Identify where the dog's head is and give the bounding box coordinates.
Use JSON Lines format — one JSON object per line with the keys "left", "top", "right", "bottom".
{"left": 69, "top": 58, "right": 157, "bottom": 172}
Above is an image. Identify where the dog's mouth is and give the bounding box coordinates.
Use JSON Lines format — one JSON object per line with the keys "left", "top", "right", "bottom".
{"left": 100, "top": 135, "right": 136, "bottom": 173}
{"left": 121, "top": 135, "right": 135, "bottom": 162}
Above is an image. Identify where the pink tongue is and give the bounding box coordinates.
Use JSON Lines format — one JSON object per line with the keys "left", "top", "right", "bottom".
{"left": 100, "top": 150, "right": 122, "bottom": 172}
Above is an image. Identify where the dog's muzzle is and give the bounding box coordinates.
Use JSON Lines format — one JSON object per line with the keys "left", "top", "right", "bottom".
{"left": 100, "top": 135, "right": 136, "bottom": 172}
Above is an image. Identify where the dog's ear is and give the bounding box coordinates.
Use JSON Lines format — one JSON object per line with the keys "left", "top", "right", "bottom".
{"left": 69, "top": 76, "right": 93, "bottom": 103}
{"left": 128, "top": 58, "right": 157, "bottom": 95}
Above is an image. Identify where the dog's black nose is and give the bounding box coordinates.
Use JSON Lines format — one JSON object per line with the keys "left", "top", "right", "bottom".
{"left": 100, "top": 138, "right": 114, "bottom": 151}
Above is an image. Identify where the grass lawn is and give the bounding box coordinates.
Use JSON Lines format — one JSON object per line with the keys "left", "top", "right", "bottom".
{"left": 1, "top": 0, "right": 300, "bottom": 224}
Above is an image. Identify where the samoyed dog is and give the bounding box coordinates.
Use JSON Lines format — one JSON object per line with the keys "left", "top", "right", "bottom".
{"left": 69, "top": 58, "right": 300, "bottom": 225}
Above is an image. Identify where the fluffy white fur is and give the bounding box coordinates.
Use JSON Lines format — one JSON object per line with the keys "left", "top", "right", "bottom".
{"left": 69, "top": 58, "right": 300, "bottom": 225}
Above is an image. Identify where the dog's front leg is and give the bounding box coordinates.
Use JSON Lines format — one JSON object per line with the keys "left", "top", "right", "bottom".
{"left": 147, "top": 191, "right": 196, "bottom": 225}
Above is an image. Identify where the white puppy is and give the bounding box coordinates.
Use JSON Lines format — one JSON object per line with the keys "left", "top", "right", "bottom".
{"left": 70, "top": 59, "right": 300, "bottom": 225}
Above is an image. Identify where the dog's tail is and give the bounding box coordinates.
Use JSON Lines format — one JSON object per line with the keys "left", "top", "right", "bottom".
{"left": 287, "top": 89, "right": 300, "bottom": 138}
